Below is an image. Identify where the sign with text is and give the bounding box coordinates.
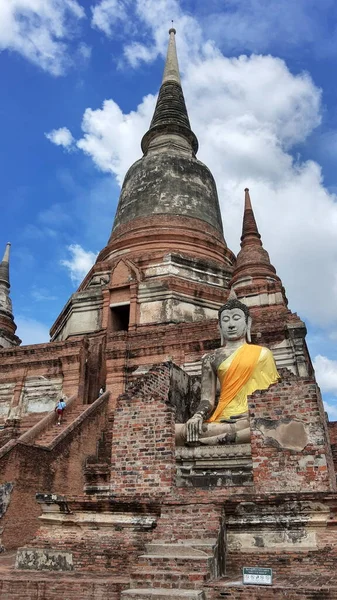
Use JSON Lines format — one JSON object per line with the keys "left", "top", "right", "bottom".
{"left": 243, "top": 567, "right": 273, "bottom": 586}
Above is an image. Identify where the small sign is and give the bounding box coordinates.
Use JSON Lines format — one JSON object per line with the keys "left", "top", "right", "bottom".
{"left": 243, "top": 567, "right": 273, "bottom": 586}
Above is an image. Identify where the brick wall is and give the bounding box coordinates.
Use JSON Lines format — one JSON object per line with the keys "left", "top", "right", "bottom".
{"left": 0, "top": 577, "right": 126, "bottom": 600}
{"left": 328, "top": 422, "right": 337, "bottom": 475}
{"left": 29, "top": 515, "right": 156, "bottom": 573}
{"left": 154, "top": 502, "right": 223, "bottom": 541}
{"left": 328, "top": 422, "right": 337, "bottom": 445}
{"left": 110, "top": 363, "right": 177, "bottom": 499}
{"left": 249, "top": 369, "right": 335, "bottom": 492}
{"left": 223, "top": 492, "right": 337, "bottom": 584}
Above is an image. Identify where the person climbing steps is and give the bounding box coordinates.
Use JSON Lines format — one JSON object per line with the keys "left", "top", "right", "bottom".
{"left": 55, "top": 398, "right": 66, "bottom": 425}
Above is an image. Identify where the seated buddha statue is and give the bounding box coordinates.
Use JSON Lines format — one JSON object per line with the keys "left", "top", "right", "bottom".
{"left": 175, "top": 292, "right": 279, "bottom": 446}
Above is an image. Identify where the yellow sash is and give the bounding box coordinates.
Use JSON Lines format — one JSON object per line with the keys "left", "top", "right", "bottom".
{"left": 207, "top": 344, "right": 263, "bottom": 423}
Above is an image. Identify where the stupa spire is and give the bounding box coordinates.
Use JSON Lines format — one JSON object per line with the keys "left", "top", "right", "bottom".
{"left": 241, "top": 188, "right": 261, "bottom": 244}
{"left": 105, "top": 26, "right": 226, "bottom": 242}
{"left": 0, "top": 242, "right": 10, "bottom": 286}
{"left": 141, "top": 28, "right": 198, "bottom": 155}
{"left": 0, "top": 242, "right": 21, "bottom": 348}
{"left": 162, "top": 27, "right": 181, "bottom": 85}
{"left": 230, "top": 189, "right": 287, "bottom": 307}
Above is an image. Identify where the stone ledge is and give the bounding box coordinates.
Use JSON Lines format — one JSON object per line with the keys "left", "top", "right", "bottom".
{"left": 176, "top": 444, "right": 251, "bottom": 460}
{"left": 38, "top": 510, "right": 157, "bottom": 530}
{"left": 121, "top": 589, "right": 205, "bottom": 599}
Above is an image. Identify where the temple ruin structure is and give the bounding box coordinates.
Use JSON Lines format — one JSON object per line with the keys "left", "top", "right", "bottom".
{"left": 1, "top": 29, "right": 337, "bottom": 600}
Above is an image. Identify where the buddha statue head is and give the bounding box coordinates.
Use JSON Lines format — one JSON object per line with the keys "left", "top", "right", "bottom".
{"left": 218, "top": 292, "right": 252, "bottom": 345}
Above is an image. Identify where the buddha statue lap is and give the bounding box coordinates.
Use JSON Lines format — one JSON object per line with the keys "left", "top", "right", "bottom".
{"left": 175, "top": 294, "right": 279, "bottom": 446}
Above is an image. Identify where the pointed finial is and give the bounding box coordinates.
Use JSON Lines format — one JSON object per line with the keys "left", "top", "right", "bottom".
{"left": 0, "top": 242, "right": 20, "bottom": 346}
{"left": 2, "top": 242, "right": 11, "bottom": 261}
{"left": 141, "top": 24, "right": 198, "bottom": 155}
{"left": 241, "top": 188, "right": 261, "bottom": 243}
{"left": 162, "top": 25, "right": 181, "bottom": 85}
{"left": 169, "top": 20, "right": 176, "bottom": 35}
{"left": 0, "top": 242, "right": 11, "bottom": 285}
{"left": 244, "top": 188, "right": 253, "bottom": 211}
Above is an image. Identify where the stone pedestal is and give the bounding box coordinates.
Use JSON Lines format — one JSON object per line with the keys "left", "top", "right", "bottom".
{"left": 175, "top": 444, "right": 253, "bottom": 487}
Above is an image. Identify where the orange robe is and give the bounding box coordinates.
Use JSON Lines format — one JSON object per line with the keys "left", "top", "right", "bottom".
{"left": 207, "top": 344, "right": 279, "bottom": 423}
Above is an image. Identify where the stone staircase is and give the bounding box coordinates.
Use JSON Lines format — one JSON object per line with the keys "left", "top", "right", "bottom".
{"left": 119, "top": 481, "right": 225, "bottom": 599}
{"left": 33, "top": 404, "right": 86, "bottom": 447}
{"left": 121, "top": 538, "right": 219, "bottom": 599}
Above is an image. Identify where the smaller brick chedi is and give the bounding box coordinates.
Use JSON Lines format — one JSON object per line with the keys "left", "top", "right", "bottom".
{"left": 0, "top": 29, "right": 337, "bottom": 600}
{"left": 0, "top": 243, "right": 21, "bottom": 349}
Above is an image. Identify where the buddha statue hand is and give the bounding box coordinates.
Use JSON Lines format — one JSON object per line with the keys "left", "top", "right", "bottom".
{"left": 186, "top": 412, "right": 204, "bottom": 443}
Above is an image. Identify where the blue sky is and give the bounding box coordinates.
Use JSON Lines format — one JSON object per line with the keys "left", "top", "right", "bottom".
{"left": 2, "top": 0, "right": 337, "bottom": 417}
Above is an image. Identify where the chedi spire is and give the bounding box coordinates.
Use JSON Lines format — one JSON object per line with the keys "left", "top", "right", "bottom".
{"left": 0, "top": 242, "right": 10, "bottom": 287}
{"left": 0, "top": 243, "right": 21, "bottom": 348}
{"left": 162, "top": 27, "right": 181, "bottom": 85}
{"left": 108, "top": 28, "right": 225, "bottom": 239}
{"left": 241, "top": 187, "right": 261, "bottom": 242}
{"left": 141, "top": 28, "right": 198, "bottom": 155}
{"left": 230, "top": 189, "right": 287, "bottom": 307}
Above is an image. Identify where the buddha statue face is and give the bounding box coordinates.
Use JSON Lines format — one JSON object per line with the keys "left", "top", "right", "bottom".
{"left": 218, "top": 299, "right": 252, "bottom": 344}
{"left": 220, "top": 308, "right": 248, "bottom": 341}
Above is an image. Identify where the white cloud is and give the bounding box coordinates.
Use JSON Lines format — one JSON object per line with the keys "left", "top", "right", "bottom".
{"left": 313, "top": 355, "right": 337, "bottom": 394}
{"left": 0, "top": 0, "right": 85, "bottom": 76}
{"left": 61, "top": 244, "right": 97, "bottom": 284}
{"left": 76, "top": 97, "right": 155, "bottom": 184}
{"left": 77, "top": 42, "right": 92, "bottom": 62}
{"left": 186, "top": 54, "right": 321, "bottom": 150}
{"left": 91, "top": 0, "right": 128, "bottom": 36}
{"left": 124, "top": 42, "right": 157, "bottom": 68}
{"left": 16, "top": 316, "right": 50, "bottom": 345}
{"left": 45, "top": 127, "right": 75, "bottom": 149}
